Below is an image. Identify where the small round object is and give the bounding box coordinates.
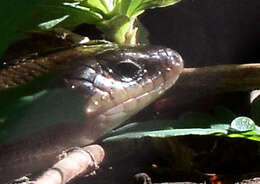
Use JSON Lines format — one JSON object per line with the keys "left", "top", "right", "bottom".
{"left": 230, "top": 116, "right": 255, "bottom": 132}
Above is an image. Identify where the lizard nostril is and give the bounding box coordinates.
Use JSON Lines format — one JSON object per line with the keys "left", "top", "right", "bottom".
{"left": 160, "top": 48, "right": 184, "bottom": 72}
{"left": 172, "top": 51, "right": 184, "bottom": 68}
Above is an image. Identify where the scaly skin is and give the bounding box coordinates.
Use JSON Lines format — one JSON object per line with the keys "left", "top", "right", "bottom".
{"left": 0, "top": 44, "right": 183, "bottom": 183}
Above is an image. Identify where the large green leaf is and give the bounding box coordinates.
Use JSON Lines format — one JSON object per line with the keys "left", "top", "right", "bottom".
{"left": 118, "top": 0, "right": 181, "bottom": 17}
{"left": 80, "top": 0, "right": 116, "bottom": 15}
{"left": 26, "top": 1, "right": 103, "bottom": 30}
{"left": 103, "top": 108, "right": 260, "bottom": 143}
{"left": 0, "top": 0, "right": 181, "bottom": 58}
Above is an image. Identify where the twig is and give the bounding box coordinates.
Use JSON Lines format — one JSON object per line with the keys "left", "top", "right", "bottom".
{"left": 34, "top": 144, "right": 105, "bottom": 184}
{"left": 163, "top": 63, "right": 260, "bottom": 108}
{"left": 176, "top": 63, "right": 260, "bottom": 93}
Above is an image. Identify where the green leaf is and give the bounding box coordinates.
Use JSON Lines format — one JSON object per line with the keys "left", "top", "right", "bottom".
{"left": 103, "top": 111, "right": 229, "bottom": 142}
{"left": 227, "top": 126, "right": 260, "bottom": 141}
{"left": 33, "top": 0, "right": 181, "bottom": 43}
{"left": 96, "top": 15, "right": 132, "bottom": 44}
{"left": 103, "top": 108, "right": 260, "bottom": 143}
{"left": 0, "top": 0, "right": 104, "bottom": 58}
{"left": 0, "top": 0, "right": 181, "bottom": 55}
{"left": 80, "top": 0, "right": 116, "bottom": 15}
{"left": 38, "top": 15, "right": 70, "bottom": 30}
{"left": 103, "top": 128, "right": 228, "bottom": 142}
{"left": 122, "top": 0, "right": 181, "bottom": 17}
{"left": 102, "top": 118, "right": 229, "bottom": 142}
{"left": 26, "top": 1, "right": 103, "bottom": 30}
{"left": 117, "top": 0, "right": 144, "bottom": 17}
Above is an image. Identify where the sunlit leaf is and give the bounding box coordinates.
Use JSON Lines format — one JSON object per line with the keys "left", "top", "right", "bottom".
{"left": 227, "top": 126, "right": 260, "bottom": 141}
{"left": 38, "top": 15, "right": 70, "bottom": 30}
{"left": 123, "top": 0, "right": 181, "bottom": 17}
{"left": 80, "top": 0, "right": 116, "bottom": 14}
{"left": 27, "top": 2, "right": 103, "bottom": 30}
{"left": 103, "top": 128, "right": 228, "bottom": 142}
{"left": 103, "top": 108, "right": 260, "bottom": 143}
{"left": 0, "top": 0, "right": 182, "bottom": 56}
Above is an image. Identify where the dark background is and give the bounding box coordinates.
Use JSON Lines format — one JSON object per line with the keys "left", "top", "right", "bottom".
{"left": 140, "top": 0, "right": 260, "bottom": 67}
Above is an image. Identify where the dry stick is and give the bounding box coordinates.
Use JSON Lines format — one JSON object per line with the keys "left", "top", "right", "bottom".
{"left": 177, "top": 63, "right": 260, "bottom": 92}
{"left": 166, "top": 63, "right": 260, "bottom": 108}
{"left": 34, "top": 145, "right": 105, "bottom": 184}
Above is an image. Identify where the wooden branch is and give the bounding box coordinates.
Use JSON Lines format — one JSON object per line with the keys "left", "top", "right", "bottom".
{"left": 34, "top": 144, "right": 105, "bottom": 184}
{"left": 158, "top": 63, "right": 260, "bottom": 111}
{"left": 175, "top": 63, "right": 260, "bottom": 93}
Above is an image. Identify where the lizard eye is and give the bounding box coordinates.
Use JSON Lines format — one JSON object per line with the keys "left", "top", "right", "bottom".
{"left": 114, "top": 59, "right": 142, "bottom": 82}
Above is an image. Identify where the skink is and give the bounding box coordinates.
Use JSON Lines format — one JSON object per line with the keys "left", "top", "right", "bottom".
{"left": 0, "top": 44, "right": 183, "bottom": 183}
